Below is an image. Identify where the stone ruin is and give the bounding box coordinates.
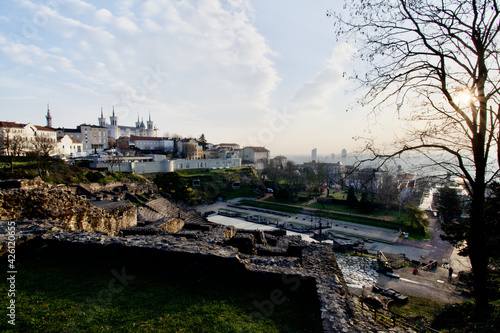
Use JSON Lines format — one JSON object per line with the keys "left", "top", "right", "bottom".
{"left": 0, "top": 180, "right": 137, "bottom": 235}
{"left": 0, "top": 179, "right": 412, "bottom": 332}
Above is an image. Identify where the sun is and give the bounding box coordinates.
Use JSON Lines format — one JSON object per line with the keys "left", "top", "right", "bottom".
{"left": 458, "top": 89, "right": 473, "bottom": 105}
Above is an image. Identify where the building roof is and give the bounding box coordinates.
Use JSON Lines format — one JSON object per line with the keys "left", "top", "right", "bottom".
{"left": 0, "top": 121, "right": 24, "bottom": 129}
{"left": 57, "top": 127, "right": 81, "bottom": 133}
{"left": 0, "top": 122, "right": 55, "bottom": 132}
{"left": 218, "top": 143, "right": 240, "bottom": 147}
{"left": 34, "top": 125, "right": 56, "bottom": 132}
{"left": 58, "top": 135, "right": 82, "bottom": 144}
{"left": 129, "top": 135, "right": 171, "bottom": 141}
{"left": 244, "top": 146, "right": 270, "bottom": 153}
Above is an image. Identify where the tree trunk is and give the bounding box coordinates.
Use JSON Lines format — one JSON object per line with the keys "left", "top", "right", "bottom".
{"left": 468, "top": 178, "right": 489, "bottom": 309}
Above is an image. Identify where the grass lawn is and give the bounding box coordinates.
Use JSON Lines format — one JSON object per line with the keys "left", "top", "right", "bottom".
{"left": 329, "top": 191, "right": 348, "bottom": 200}
{"left": 314, "top": 210, "right": 402, "bottom": 230}
{"left": 241, "top": 200, "right": 431, "bottom": 236}
{"left": 239, "top": 201, "right": 403, "bottom": 231}
{"left": 388, "top": 295, "right": 447, "bottom": 327}
{"left": 239, "top": 200, "right": 303, "bottom": 215}
{"left": 307, "top": 203, "right": 399, "bottom": 220}
{"left": 177, "top": 167, "right": 255, "bottom": 178}
{"left": 0, "top": 243, "right": 322, "bottom": 333}
{"left": 225, "top": 186, "right": 260, "bottom": 200}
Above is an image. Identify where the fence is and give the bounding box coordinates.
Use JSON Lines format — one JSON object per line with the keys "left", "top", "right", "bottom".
{"left": 359, "top": 300, "right": 440, "bottom": 332}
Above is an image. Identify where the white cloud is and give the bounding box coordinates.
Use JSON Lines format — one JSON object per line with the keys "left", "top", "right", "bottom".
{"left": 1, "top": 0, "right": 282, "bottom": 146}
{"left": 94, "top": 8, "right": 113, "bottom": 23}
{"left": 290, "top": 43, "right": 356, "bottom": 116}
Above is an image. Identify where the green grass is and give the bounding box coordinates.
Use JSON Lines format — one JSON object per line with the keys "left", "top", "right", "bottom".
{"left": 0, "top": 243, "right": 322, "bottom": 333}
{"left": 177, "top": 167, "right": 256, "bottom": 178}
{"left": 400, "top": 224, "right": 432, "bottom": 241}
{"left": 226, "top": 186, "right": 261, "bottom": 200}
{"left": 314, "top": 210, "right": 402, "bottom": 230}
{"left": 239, "top": 201, "right": 403, "bottom": 231}
{"left": 388, "top": 295, "right": 447, "bottom": 326}
{"left": 308, "top": 203, "right": 400, "bottom": 220}
{"left": 308, "top": 202, "right": 355, "bottom": 213}
{"left": 329, "top": 191, "right": 348, "bottom": 200}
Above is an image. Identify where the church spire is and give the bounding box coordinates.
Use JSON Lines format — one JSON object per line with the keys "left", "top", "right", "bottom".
{"left": 46, "top": 103, "right": 52, "bottom": 127}
{"left": 98, "top": 107, "right": 106, "bottom": 127}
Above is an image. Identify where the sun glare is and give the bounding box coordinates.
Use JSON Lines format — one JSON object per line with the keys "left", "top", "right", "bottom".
{"left": 458, "top": 89, "right": 473, "bottom": 105}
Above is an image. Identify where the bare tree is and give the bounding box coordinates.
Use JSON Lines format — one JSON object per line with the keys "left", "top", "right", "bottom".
{"left": 1, "top": 128, "right": 26, "bottom": 173}
{"left": 376, "top": 173, "right": 399, "bottom": 213}
{"left": 116, "top": 137, "right": 132, "bottom": 156}
{"left": 185, "top": 142, "right": 198, "bottom": 160}
{"left": 331, "top": 0, "right": 500, "bottom": 308}
{"left": 33, "top": 135, "right": 56, "bottom": 176}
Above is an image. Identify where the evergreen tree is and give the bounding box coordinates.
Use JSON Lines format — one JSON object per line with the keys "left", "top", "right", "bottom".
{"left": 198, "top": 134, "right": 207, "bottom": 150}
{"left": 346, "top": 186, "right": 358, "bottom": 209}
{"left": 436, "top": 186, "right": 462, "bottom": 225}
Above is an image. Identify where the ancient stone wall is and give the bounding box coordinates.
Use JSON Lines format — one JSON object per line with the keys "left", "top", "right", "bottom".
{"left": 0, "top": 219, "right": 391, "bottom": 332}
{"left": 76, "top": 180, "right": 156, "bottom": 198}
{"left": 0, "top": 187, "right": 136, "bottom": 235}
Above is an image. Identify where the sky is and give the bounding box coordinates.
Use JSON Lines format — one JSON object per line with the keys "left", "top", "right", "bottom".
{"left": 0, "top": 0, "right": 399, "bottom": 158}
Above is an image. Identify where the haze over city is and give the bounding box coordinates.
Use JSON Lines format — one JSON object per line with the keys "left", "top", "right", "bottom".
{"left": 0, "top": 0, "right": 405, "bottom": 157}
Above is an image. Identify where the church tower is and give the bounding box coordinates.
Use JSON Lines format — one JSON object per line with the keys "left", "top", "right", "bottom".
{"left": 98, "top": 107, "right": 106, "bottom": 127}
{"left": 46, "top": 103, "right": 52, "bottom": 127}
{"left": 139, "top": 117, "right": 147, "bottom": 137}
{"left": 110, "top": 106, "right": 118, "bottom": 127}
{"left": 147, "top": 112, "right": 154, "bottom": 137}
{"left": 108, "top": 106, "right": 119, "bottom": 138}
{"left": 135, "top": 114, "right": 141, "bottom": 130}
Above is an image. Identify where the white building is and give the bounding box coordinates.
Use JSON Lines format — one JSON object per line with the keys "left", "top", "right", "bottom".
{"left": 91, "top": 155, "right": 242, "bottom": 174}
{"left": 129, "top": 135, "right": 174, "bottom": 153}
{"left": 98, "top": 107, "right": 156, "bottom": 139}
{"left": 57, "top": 124, "right": 108, "bottom": 154}
{"left": 0, "top": 121, "right": 57, "bottom": 156}
{"left": 241, "top": 146, "right": 270, "bottom": 170}
{"left": 56, "top": 135, "right": 83, "bottom": 157}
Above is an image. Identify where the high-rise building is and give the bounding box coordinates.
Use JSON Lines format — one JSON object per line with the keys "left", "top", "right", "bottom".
{"left": 312, "top": 148, "right": 317, "bottom": 162}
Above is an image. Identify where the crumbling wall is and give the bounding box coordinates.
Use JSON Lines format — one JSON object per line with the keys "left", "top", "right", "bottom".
{"left": 0, "top": 219, "right": 399, "bottom": 332}
{"left": 0, "top": 187, "right": 136, "bottom": 235}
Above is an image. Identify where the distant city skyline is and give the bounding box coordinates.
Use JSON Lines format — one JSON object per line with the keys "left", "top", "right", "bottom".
{"left": 0, "top": 0, "right": 404, "bottom": 156}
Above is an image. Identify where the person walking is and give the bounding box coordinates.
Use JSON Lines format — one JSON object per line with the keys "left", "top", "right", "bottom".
{"left": 448, "top": 267, "right": 454, "bottom": 282}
